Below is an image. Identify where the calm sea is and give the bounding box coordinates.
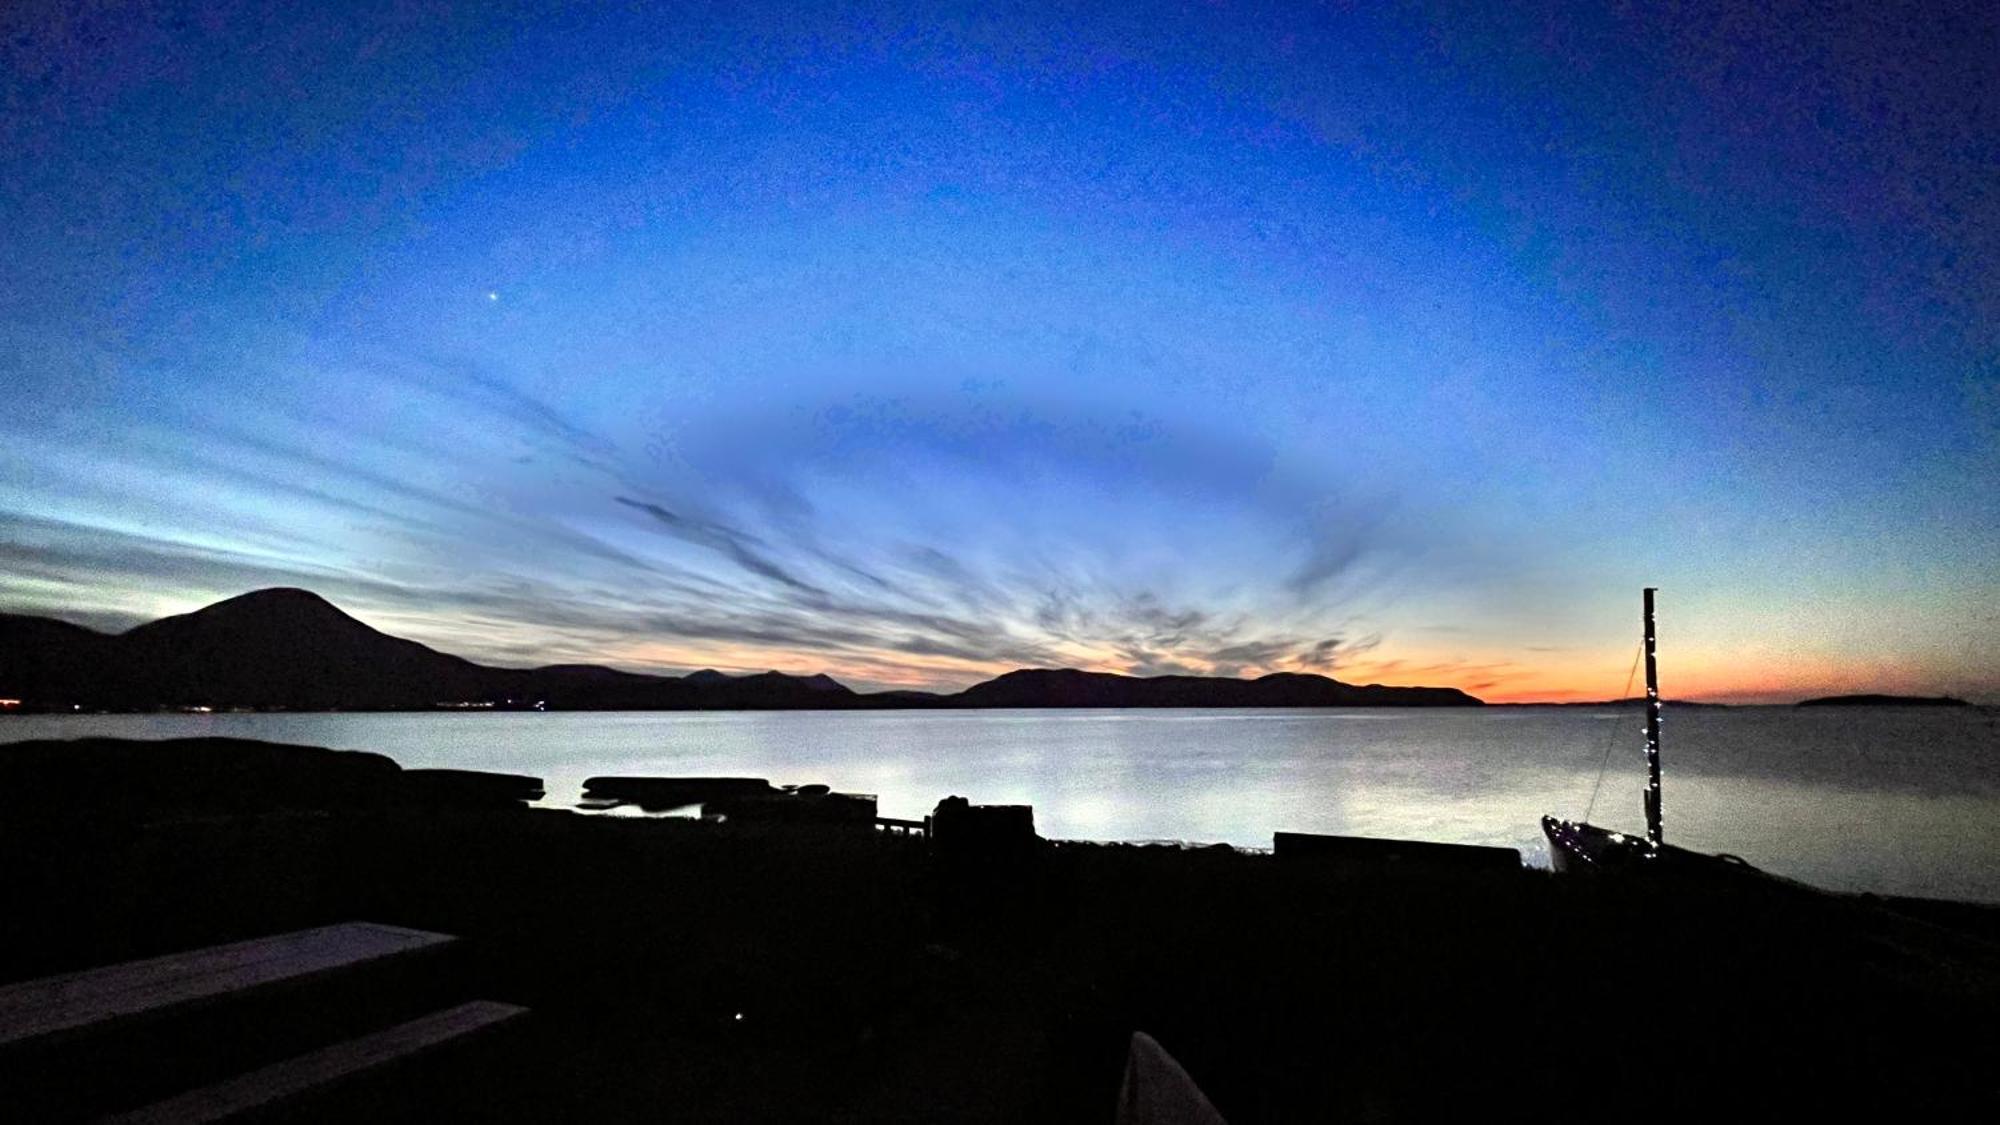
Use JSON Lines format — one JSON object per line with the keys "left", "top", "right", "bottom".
{"left": 7, "top": 706, "right": 1997, "bottom": 902}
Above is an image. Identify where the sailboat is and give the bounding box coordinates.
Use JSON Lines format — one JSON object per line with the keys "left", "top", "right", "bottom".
{"left": 1540, "top": 588, "right": 1761, "bottom": 877}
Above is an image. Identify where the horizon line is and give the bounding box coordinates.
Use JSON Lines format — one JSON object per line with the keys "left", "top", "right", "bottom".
{"left": 4, "top": 585, "right": 1988, "bottom": 708}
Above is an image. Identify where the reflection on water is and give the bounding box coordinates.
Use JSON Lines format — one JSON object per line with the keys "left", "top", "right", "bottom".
{"left": 6, "top": 706, "right": 1996, "bottom": 901}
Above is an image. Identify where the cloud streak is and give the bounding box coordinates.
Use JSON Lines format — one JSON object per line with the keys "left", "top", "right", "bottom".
{"left": 616, "top": 497, "right": 826, "bottom": 596}
{"left": 3, "top": 1, "right": 1997, "bottom": 702}
{"left": 1, "top": 364, "right": 1469, "bottom": 693}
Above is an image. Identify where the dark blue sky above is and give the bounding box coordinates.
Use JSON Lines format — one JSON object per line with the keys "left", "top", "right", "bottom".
{"left": 2, "top": 1, "right": 1994, "bottom": 699}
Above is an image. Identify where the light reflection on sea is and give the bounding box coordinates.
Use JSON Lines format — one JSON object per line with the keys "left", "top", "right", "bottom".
{"left": 5, "top": 706, "right": 1996, "bottom": 901}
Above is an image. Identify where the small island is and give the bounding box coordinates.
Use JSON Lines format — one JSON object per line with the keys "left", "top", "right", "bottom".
{"left": 1797, "top": 694, "right": 1972, "bottom": 708}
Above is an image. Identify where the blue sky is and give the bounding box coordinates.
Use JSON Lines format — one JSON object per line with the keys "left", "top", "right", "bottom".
{"left": 2, "top": 1, "right": 1994, "bottom": 699}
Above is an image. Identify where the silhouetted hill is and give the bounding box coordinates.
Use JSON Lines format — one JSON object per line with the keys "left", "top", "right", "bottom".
{"left": 1494, "top": 697, "right": 1729, "bottom": 708}
{"left": 113, "top": 588, "right": 493, "bottom": 708}
{"left": 0, "top": 589, "right": 856, "bottom": 711}
{"left": 863, "top": 689, "right": 946, "bottom": 705}
{"left": 952, "top": 668, "right": 1482, "bottom": 708}
{"left": 1797, "top": 694, "right": 1970, "bottom": 707}
{"left": 0, "top": 613, "right": 120, "bottom": 702}
{"left": 0, "top": 589, "right": 1485, "bottom": 711}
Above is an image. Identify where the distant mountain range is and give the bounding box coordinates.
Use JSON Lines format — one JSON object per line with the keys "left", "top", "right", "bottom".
{"left": 0, "top": 588, "right": 1484, "bottom": 712}
{"left": 950, "top": 668, "right": 1476, "bottom": 708}
{"left": 1496, "top": 697, "right": 1730, "bottom": 708}
{"left": 1796, "top": 694, "right": 1970, "bottom": 707}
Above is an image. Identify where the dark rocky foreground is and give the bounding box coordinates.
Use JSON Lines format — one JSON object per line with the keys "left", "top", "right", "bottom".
{"left": 3, "top": 738, "right": 1997, "bottom": 1122}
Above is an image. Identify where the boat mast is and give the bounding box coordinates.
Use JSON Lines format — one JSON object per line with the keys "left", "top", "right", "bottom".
{"left": 1642, "top": 587, "right": 1664, "bottom": 848}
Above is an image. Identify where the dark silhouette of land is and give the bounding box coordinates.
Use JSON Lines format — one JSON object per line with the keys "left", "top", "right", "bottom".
{"left": 2, "top": 736, "right": 1995, "bottom": 1121}
{"left": 0, "top": 737, "right": 541, "bottom": 823}
{"left": 953, "top": 667, "right": 1474, "bottom": 707}
{"left": 1798, "top": 693, "right": 1972, "bottom": 707}
{"left": 1494, "top": 696, "right": 1731, "bottom": 708}
{"left": 0, "top": 588, "right": 1482, "bottom": 712}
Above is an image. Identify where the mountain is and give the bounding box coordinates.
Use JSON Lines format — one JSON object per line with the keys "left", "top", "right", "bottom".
{"left": 0, "top": 589, "right": 855, "bottom": 711}
{"left": 1797, "top": 694, "right": 1970, "bottom": 707}
{"left": 0, "top": 613, "right": 120, "bottom": 702}
{"left": 1493, "top": 697, "right": 1729, "bottom": 708}
{"left": 0, "top": 588, "right": 1485, "bottom": 711}
{"left": 114, "top": 588, "right": 494, "bottom": 708}
{"left": 952, "top": 668, "right": 1483, "bottom": 708}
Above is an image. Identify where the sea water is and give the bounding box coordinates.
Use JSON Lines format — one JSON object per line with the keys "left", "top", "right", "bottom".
{"left": 6, "top": 705, "right": 1996, "bottom": 902}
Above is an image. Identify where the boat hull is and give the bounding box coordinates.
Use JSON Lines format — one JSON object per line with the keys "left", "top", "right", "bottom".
{"left": 1541, "top": 815, "right": 1772, "bottom": 883}
{"left": 1541, "top": 816, "right": 1655, "bottom": 872}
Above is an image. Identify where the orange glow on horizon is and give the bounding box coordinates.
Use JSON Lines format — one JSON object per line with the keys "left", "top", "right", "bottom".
{"left": 370, "top": 601, "right": 1987, "bottom": 704}
{"left": 534, "top": 636, "right": 1975, "bottom": 704}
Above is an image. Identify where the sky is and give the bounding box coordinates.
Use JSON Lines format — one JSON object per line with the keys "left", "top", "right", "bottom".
{"left": 1, "top": 1, "right": 1994, "bottom": 702}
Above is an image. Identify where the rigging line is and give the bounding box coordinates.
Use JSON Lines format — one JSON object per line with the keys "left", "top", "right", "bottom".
{"left": 1583, "top": 640, "right": 1645, "bottom": 824}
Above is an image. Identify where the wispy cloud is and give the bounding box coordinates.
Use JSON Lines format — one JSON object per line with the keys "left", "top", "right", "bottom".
{"left": 0, "top": 345, "right": 1518, "bottom": 692}
{"left": 616, "top": 497, "right": 826, "bottom": 595}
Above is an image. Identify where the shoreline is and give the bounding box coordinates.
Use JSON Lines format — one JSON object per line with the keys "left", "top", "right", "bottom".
{"left": 5, "top": 737, "right": 1999, "bottom": 1118}
{"left": 7, "top": 719, "right": 1996, "bottom": 904}
{"left": 3, "top": 736, "right": 2000, "bottom": 1112}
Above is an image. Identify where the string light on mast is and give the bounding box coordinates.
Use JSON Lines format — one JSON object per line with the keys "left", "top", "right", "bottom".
{"left": 1642, "top": 587, "right": 1664, "bottom": 851}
